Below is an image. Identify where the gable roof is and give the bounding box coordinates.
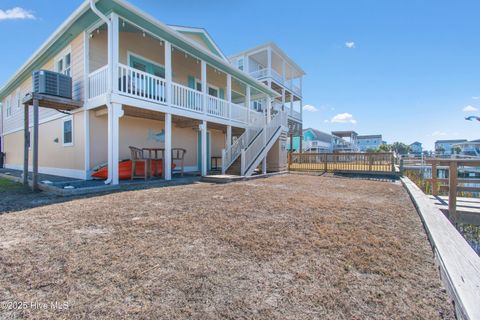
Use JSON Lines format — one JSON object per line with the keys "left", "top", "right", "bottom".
{"left": 168, "top": 25, "right": 227, "bottom": 61}
{"left": 0, "top": 0, "right": 279, "bottom": 100}
{"left": 303, "top": 128, "right": 334, "bottom": 143}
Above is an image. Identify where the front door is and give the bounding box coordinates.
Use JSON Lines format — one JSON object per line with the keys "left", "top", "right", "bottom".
{"left": 197, "top": 131, "right": 211, "bottom": 171}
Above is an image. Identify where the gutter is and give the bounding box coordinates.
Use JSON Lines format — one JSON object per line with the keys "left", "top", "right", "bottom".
{"left": 90, "top": 0, "right": 114, "bottom": 185}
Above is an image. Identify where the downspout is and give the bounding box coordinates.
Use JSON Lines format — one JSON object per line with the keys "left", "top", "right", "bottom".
{"left": 89, "top": 0, "right": 114, "bottom": 184}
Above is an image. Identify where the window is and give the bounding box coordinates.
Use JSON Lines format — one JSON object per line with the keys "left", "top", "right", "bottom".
{"left": 208, "top": 87, "right": 218, "bottom": 97}
{"left": 56, "top": 50, "right": 71, "bottom": 76}
{"left": 237, "top": 58, "right": 244, "bottom": 71}
{"left": 5, "top": 96, "right": 11, "bottom": 118}
{"left": 62, "top": 117, "right": 73, "bottom": 146}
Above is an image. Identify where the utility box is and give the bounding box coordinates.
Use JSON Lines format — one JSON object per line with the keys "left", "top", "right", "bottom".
{"left": 0, "top": 152, "right": 4, "bottom": 169}
{"left": 32, "top": 70, "right": 72, "bottom": 99}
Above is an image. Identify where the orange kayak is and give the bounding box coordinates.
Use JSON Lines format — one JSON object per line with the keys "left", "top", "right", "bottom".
{"left": 91, "top": 159, "right": 176, "bottom": 180}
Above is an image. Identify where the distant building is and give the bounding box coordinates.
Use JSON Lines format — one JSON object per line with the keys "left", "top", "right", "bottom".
{"left": 409, "top": 142, "right": 422, "bottom": 154}
{"left": 435, "top": 139, "right": 468, "bottom": 155}
{"left": 301, "top": 128, "right": 335, "bottom": 152}
{"left": 452, "top": 140, "right": 480, "bottom": 157}
{"left": 357, "top": 134, "right": 383, "bottom": 151}
{"left": 331, "top": 131, "right": 360, "bottom": 152}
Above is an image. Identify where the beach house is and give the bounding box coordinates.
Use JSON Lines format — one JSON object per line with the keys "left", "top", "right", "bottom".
{"left": 0, "top": 0, "right": 304, "bottom": 184}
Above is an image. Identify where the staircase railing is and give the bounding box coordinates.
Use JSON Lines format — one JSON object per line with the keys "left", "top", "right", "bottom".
{"left": 221, "top": 110, "right": 265, "bottom": 174}
{"left": 241, "top": 111, "right": 286, "bottom": 176}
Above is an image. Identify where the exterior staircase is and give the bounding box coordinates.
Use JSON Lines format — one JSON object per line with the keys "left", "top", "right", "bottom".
{"left": 222, "top": 110, "right": 288, "bottom": 176}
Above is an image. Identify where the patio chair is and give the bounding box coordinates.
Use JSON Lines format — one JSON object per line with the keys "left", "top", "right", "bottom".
{"left": 172, "top": 148, "right": 187, "bottom": 176}
{"left": 129, "top": 146, "right": 150, "bottom": 180}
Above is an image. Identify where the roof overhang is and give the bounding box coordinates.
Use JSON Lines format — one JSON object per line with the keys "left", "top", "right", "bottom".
{"left": 0, "top": 0, "right": 279, "bottom": 100}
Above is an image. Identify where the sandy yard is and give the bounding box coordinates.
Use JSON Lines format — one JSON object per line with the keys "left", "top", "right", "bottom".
{"left": 0, "top": 174, "right": 453, "bottom": 319}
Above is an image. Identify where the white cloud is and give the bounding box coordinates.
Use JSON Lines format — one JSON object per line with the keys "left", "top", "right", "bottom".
{"left": 331, "top": 113, "right": 357, "bottom": 124}
{"left": 303, "top": 104, "right": 318, "bottom": 112}
{"left": 463, "top": 105, "right": 478, "bottom": 112}
{"left": 431, "top": 131, "right": 447, "bottom": 137}
{"left": 473, "top": 97, "right": 480, "bottom": 100}
{"left": 323, "top": 119, "right": 329, "bottom": 123}
{"left": 345, "top": 41, "right": 355, "bottom": 49}
{"left": 0, "top": 7, "right": 35, "bottom": 21}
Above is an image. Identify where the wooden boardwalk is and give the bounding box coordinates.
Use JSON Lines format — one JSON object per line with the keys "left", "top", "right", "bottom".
{"left": 429, "top": 195, "right": 480, "bottom": 225}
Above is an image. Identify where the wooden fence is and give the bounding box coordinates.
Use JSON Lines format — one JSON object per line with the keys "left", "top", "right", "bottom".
{"left": 288, "top": 152, "right": 396, "bottom": 174}
{"left": 426, "top": 159, "right": 480, "bottom": 221}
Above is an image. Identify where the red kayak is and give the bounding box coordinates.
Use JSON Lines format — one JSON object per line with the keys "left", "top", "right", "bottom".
{"left": 91, "top": 159, "right": 176, "bottom": 180}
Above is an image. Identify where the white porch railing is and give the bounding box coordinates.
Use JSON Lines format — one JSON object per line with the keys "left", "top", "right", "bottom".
{"left": 88, "top": 64, "right": 267, "bottom": 126}
{"left": 171, "top": 82, "right": 204, "bottom": 113}
{"left": 117, "top": 63, "right": 167, "bottom": 103}
{"left": 222, "top": 110, "right": 265, "bottom": 173}
{"left": 207, "top": 95, "right": 229, "bottom": 118}
{"left": 88, "top": 65, "right": 109, "bottom": 99}
{"left": 250, "top": 69, "right": 268, "bottom": 79}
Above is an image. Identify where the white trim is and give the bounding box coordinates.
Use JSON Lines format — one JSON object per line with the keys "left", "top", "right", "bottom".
{"left": 62, "top": 116, "right": 74, "bottom": 147}
{"left": 5, "top": 163, "right": 85, "bottom": 180}
{"left": 54, "top": 45, "right": 72, "bottom": 76}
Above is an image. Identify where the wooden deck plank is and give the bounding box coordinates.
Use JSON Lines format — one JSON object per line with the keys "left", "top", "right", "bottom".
{"left": 402, "top": 177, "right": 480, "bottom": 320}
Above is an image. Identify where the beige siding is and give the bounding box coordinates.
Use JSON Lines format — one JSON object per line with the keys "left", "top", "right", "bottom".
{"left": 3, "top": 111, "right": 85, "bottom": 171}
{"left": 89, "top": 113, "right": 225, "bottom": 172}
{"left": 2, "top": 33, "right": 85, "bottom": 135}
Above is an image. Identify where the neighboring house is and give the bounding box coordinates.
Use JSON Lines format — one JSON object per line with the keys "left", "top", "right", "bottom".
{"left": 300, "top": 128, "right": 335, "bottom": 152}
{"left": 0, "top": 0, "right": 302, "bottom": 184}
{"left": 435, "top": 139, "right": 468, "bottom": 155}
{"left": 356, "top": 134, "right": 383, "bottom": 151}
{"left": 229, "top": 43, "right": 305, "bottom": 150}
{"left": 331, "top": 131, "right": 359, "bottom": 152}
{"left": 409, "top": 141, "right": 422, "bottom": 155}
{"left": 452, "top": 140, "right": 480, "bottom": 157}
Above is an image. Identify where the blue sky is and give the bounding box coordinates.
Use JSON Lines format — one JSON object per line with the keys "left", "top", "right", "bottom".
{"left": 1, "top": 0, "right": 479, "bottom": 150}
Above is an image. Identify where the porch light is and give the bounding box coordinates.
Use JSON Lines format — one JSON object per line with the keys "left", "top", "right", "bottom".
{"left": 142, "top": 32, "right": 146, "bottom": 37}
{"left": 122, "top": 20, "right": 125, "bottom": 28}
{"left": 97, "top": 29, "right": 100, "bottom": 34}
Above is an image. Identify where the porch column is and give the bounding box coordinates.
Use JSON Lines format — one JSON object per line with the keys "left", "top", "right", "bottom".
{"left": 282, "top": 60, "right": 286, "bottom": 83}
{"left": 226, "top": 125, "right": 232, "bottom": 148}
{"left": 32, "top": 98, "right": 39, "bottom": 191}
{"left": 290, "top": 93, "right": 294, "bottom": 117}
{"left": 200, "top": 120, "right": 207, "bottom": 176}
{"left": 83, "top": 31, "right": 90, "bottom": 100}
{"left": 201, "top": 60, "right": 207, "bottom": 114}
{"left": 227, "top": 74, "right": 232, "bottom": 119}
{"left": 84, "top": 110, "right": 91, "bottom": 179}
{"left": 281, "top": 88, "right": 286, "bottom": 112}
{"left": 165, "top": 41, "right": 172, "bottom": 105}
{"left": 23, "top": 103, "right": 29, "bottom": 186}
{"left": 267, "top": 47, "right": 272, "bottom": 78}
{"left": 164, "top": 113, "right": 172, "bottom": 180}
{"left": 107, "top": 103, "right": 124, "bottom": 185}
{"left": 244, "top": 55, "right": 249, "bottom": 74}
{"left": 246, "top": 85, "right": 251, "bottom": 123}
{"left": 266, "top": 96, "right": 272, "bottom": 123}
{"left": 262, "top": 158, "right": 267, "bottom": 175}
{"left": 111, "top": 13, "right": 119, "bottom": 93}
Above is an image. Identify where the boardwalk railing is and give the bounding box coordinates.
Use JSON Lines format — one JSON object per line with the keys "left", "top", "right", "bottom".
{"left": 426, "top": 159, "right": 480, "bottom": 221}
{"left": 288, "top": 152, "right": 396, "bottom": 173}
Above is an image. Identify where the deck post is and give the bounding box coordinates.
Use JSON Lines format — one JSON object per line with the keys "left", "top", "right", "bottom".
{"left": 201, "top": 61, "right": 207, "bottom": 114}
{"left": 246, "top": 85, "right": 251, "bottom": 124}
{"left": 165, "top": 41, "right": 172, "bottom": 106}
{"left": 107, "top": 103, "right": 123, "bottom": 185}
{"left": 164, "top": 113, "right": 172, "bottom": 181}
{"left": 449, "top": 161, "right": 458, "bottom": 222}
{"left": 431, "top": 162, "right": 438, "bottom": 196}
{"left": 226, "top": 74, "right": 232, "bottom": 120}
{"left": 200, "top": 120, "right": 207, "bottom": 176}
{"left": 23, "top": 103, "right": 29, "bottom": 186}
{"left": 32, "top": 98, "right": 39, "bottom": 191}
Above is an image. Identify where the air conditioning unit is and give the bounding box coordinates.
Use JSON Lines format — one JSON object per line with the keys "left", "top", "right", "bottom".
{"left": 32, "top": 70, "right": 72, "bottom": 99}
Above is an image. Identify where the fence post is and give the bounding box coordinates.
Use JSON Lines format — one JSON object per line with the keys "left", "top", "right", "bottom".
{"left": 324, "top": 154, "right": 328, "bottom": 172}
{"left": 288, "top": 152, "right": 291, "bottom": 171}
{"left": 431, "top": 162, "right": 437, "bottom": 196}
{"left": 448, "top": 161, "right": 458, "bottom": 223}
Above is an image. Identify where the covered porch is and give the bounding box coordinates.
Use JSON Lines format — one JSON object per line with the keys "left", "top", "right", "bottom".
{"left": 86, "top": 104, "right": 245, "bottom": 185}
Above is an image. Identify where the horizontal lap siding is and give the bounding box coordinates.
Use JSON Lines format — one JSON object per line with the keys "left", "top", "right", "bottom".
{"left": 2, "top": 34, "right": 84, "bottom": 135}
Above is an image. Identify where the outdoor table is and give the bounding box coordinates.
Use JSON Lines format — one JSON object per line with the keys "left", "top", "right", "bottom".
{"left": 142, "top": 148, "right": 164, "bottom": 177}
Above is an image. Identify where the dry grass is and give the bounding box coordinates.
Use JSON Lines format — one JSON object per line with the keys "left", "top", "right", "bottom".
{"left": 0, "top": 174, "right": 453, "bottom": 319}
